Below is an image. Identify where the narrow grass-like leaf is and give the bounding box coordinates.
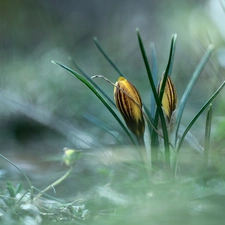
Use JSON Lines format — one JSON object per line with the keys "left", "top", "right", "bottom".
{"left": 71, "top": 58, "right": 115, "bottom": 106}
{"left": 175, "top": 44, "right": 214, "bottom": 142}
{"left": 16, "top": 183, "right": 23, "bottom": 195}
{"left": 136, "top": 29, "right": 159, "bottom": 163}
{"left": 6, "top": 181, "right": 16, "bottom": 197}
{"left": 93, "top": 37, "right": 125, "bottom": 77}
{"left": 52, "top": 61, "right": 136, "bottom": 145}
{"left": 177, "top": 81, "right": 225, "bottom": 152}
{"left": 157, "top": 34, "right": 177, "bottom": 166}
{"left": 204, "top": 104, "right": 212, "bottom": 167}
{"left": 136, "top": 29, "right": 155, "bottom": 96}
{"left": 166, "top": 34, "right": 177, "bottom": 76}
{"left": 136, "top": 28, "right": 171, "bottom": 166}
{"left": 149, "top": 42, "right": 158, "bottom": 117}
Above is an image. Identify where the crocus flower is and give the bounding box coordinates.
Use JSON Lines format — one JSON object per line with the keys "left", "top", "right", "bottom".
{"left": 157, "top": 75, "right": 177, "bottom": 127}
{"left": 114, "top": 77, "right": 145, "bottom": 141}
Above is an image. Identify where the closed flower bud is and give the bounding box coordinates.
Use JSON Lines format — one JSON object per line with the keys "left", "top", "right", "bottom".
{"left": 63, "top": 148, "right": 82, "bottom": 167}
{"left": 114, "top": 77, "right": 145, "bottom": 139}
{"left": 157, "top": 75, "right": 177, "bottom": 126}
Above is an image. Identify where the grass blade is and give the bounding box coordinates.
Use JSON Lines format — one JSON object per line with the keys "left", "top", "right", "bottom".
{"left": 136, "top": 28, "right": 172, "bottom": 167}
{"left": 175, "top": 44, "right": 214, "bottom": 142}
{"left": 204, "top": 104, "right": 212, "bottom": 168}
{"left": 136, "top": 29, "right": 156, "bottom": 97}
{"left": 93, "top": 37, "right": 125, "bottom": 77}
{"left": 157, "top": 34, "right": 177, "bottom": 166}
{"left": 158, "top": 34, "right": 177, "bottom": 102}
{"left": 52, "top": 61, "right": 136, "bottom": 145}
{"left": 149, "top": 42, "right": 158, "bottom": 117}
{"left": 136, "top": 28, "right": 159, "bottom": 164}
{"left": 177, "top": 81, "right": 225, "bottom": 152}
{"left": 166, "top": 34, "right": 177, "bottom": 76}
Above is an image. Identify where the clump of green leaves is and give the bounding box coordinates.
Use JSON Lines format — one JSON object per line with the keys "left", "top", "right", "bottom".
{"left": 1, "top": 182, "right": 24, "bottom": 207}
{"left": 53, "top": 29, "right": 225, "bottom": 179}
{"left": 0, "top": 181, "right": 41, "bottom": 225}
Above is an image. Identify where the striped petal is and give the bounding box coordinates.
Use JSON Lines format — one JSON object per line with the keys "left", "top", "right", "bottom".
{"left": 114, "top": 77, "right": 145, "bottom": 138}
{"left": 158, "top": 75, "right": 177, "bottom": 124}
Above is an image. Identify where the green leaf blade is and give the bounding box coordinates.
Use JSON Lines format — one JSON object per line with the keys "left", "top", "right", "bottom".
{"left": 177, "top": 81, "right": 225, "bottom": 152}
{"left": 175, "top": 44, "right": 214, "bottom": 142}
{"left": 93, "top": 37, "right": 125, "bottom": 77}
{"left": 52, "top": 61, "right": 136, "bottom": 145}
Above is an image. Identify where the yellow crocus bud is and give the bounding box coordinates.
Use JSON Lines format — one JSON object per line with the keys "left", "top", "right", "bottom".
{"left": 157, "top": 75, "right": 177, "bottom": 126}
{"left": 63, "top": 148, "right": 82, "bottom": 167}
{"left": 114, "top": 77, "right": 145, "bottom": 140}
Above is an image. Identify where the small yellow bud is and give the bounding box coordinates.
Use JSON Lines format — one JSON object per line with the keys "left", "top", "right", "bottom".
{"left": 157, "top": 75, "right": 177, "bottom": 125}
{"left": 114, "top": 77, "right": 145, "bottom": 139}
{"left": 63, "top": 148, "right": 82, "bottom": 167}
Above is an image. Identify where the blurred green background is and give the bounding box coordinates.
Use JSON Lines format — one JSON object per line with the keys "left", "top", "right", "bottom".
{"left": 1, "top": 0, "right": 225, "bottom": 209}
